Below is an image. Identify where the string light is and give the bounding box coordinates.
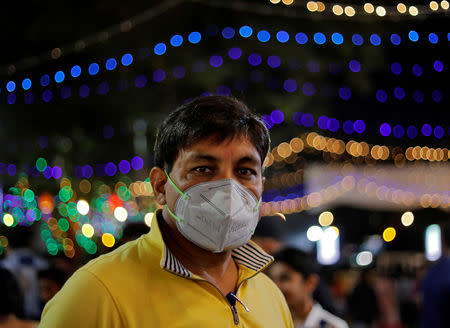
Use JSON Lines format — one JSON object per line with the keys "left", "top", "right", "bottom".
{"left": 345, "top": 6, "right": 356, "bottom": 16}
{"left": 409, "top": 6, "right": 419, "bottom": 16}
{"left": 364, "top": 3, "right": 375, "bottom": 13}
{"left": 268, "top": 0, "right": 449, "bottom": 17}
{"left": 263, "top": 132, "right": 448, "bottom": 169}
{"left": 397, "top": 3, "right": 407, "bottom": 13}
{"left": 376, "top": 6, "right": 386, "bottom": 16}
{"left": 4, "top": 27, "right": 447, "bottom": 96}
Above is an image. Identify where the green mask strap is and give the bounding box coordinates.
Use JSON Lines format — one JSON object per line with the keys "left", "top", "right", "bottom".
{"left": 251, "top": 198, "right": 263, "bottom": 235}
{"left": 164, "top": 170, "right": 188, "bottom": 201}
{"left": 166, "top": 204, "right": 183, "bottom": 223}
{"left": 253, "top": 197, "right": 262, "bottom": 212}
{"left": 164, "top": 169, "right": 188, "bottom": 223}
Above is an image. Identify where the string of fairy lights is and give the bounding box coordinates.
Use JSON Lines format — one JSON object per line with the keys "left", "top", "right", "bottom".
{"left": 3, "top": 26, "right": 448, "bottom": 95}
{"left": 269, "top": 0, "right": 450, "bottom": 17}
{"left": 261, "top": 173, "right": 448, "bottom": 217}
{"left": 2, "top": 0, "right": 447, "bottom": 76}
{"left": 4, "top": 49, "right": 446, "bottom": 142}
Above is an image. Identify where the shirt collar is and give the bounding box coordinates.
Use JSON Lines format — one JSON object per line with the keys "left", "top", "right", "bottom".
{"left": 148, "top": 210, "right": 273, "bottom": 279}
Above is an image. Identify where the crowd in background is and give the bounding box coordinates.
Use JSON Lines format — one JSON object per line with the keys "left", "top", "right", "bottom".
{"left": 1, "top": 218, "right": 448, "bottom": 328}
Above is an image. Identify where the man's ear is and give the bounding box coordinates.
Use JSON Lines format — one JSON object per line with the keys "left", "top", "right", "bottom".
{"left": 305, "top": 274, "right": 320, "bottom": 295}
{"left": 150, "top": 167, "right": 167, "bottom": 205}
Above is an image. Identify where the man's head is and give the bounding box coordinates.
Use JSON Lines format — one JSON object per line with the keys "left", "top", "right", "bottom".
{"left": 268, "top": 248, "right": 320, "bottom": 310}
{"left": 153, "top": 96, "right": 270, "bottom": 172}
{"left": 252, "top": 215, "right": 286, "bottom": 255}
{"left": 150, "top": 96, "right": 270, "bottom": 249}
{"left": 0, "top": 268, "right": 23, "bottom": 318}
{"left": 38, "top": 267, "right": 67, "bottom": 304}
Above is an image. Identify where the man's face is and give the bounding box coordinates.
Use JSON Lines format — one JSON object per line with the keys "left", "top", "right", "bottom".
{"left": 161, "top": 134, "right": 264, "bottom": 219}
{"left": 267, "top": 262, "right": 313, "bottom": 310}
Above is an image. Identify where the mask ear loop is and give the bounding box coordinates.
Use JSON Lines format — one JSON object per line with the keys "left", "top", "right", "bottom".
{"left": 253, "top": 197, "right": 262, "bottom": 212}
{"left": 164, "top": 169, "right": 189, "bottom": 223}
{"left": 250, "top": 197, "right": 262, "bottom": 235}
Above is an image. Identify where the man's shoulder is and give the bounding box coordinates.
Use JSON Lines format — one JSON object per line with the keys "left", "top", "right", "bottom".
{"left": 247, "top": 271, "right": 288, "bottom": 301}
{"left": 80, "top": 234, "right": 157, "bottom": 281}
{"left": 250, "top": 271, "right": 279, "bottom": 288}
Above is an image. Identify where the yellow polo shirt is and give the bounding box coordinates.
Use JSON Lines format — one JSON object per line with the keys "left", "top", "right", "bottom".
{"left": 40, "top": 212, "right": 293, "bottom": 327}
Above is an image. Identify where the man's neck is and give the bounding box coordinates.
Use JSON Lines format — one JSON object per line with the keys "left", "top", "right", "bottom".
{"left": 292, "top": 299, "right": 314, "bottom": 327}
{"left": 158, "top": 212, "right": 239, "bottom": 295}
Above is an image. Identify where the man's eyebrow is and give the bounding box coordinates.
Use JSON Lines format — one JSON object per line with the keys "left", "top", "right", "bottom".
{"left": 186, "top": 153, "right": 218, "bottom": 162}
{"left": 237, "top": 156, "right": 261, "bottom": 166}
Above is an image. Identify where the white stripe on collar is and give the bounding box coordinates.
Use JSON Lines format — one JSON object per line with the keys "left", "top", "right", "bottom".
{"left": 162, "top": 243, "right": 273, "bottom": 278}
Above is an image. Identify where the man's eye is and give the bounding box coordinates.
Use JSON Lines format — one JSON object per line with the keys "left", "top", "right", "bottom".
{"left": 238, "top": 168, "right": 255, "bottom": 176}
{"left": 194, "top": 167, "right": 211, "bottom": 173}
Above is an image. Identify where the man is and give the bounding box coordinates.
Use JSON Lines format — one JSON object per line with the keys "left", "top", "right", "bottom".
{"left": 37, "top": 267, "right": 67, "bottom": 311}
{"left": 40, "top": 96, "right": 293, "bottom": 327}
{"left": 0, "top": 226, "right": 48, "bottom": 320}
{"left": 421, "top": 221, "right": 450, "bottom": 328}
{"left": 251, "top": 215, "right": 286, "bottom": 255}
{"left": 0, "top": 268, "right": 39, "bottom": 328}
{"left": 268, "top": 247, "right": 348, "bottom": 328}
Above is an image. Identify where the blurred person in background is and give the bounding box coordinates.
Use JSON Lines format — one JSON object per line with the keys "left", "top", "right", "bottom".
{"left": 37, "top": 267, "right": 67, "bottom": 313}
{"left": 118, "top": 222, "right": 150, "bottom": 246}
{"left": 348, "top": 269, "right": 379, "bottom": 328}
{"left": 420, "top": 221, "right": 450, "bottom": 328}
{"left": 0, "top": 226, "right": 48, "bottom": 320}
{"left": 268, "top": 247, "right": 349, "bottom": 328}
{"left": 0, "top": 268, "right": 39, "bottom": 328}
{"left": 251, "top": 215, "right": 286, "bottom": 255}
{"left": 373, "top": 268, "right": 403, "bottom": 328}
{"left": 39, "top": 96, "right": 293, "bottom": 327}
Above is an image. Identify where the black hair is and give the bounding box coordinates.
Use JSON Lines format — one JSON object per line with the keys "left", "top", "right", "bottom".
{"left": 0, "top": 268, "right": 23, "bottom": 316}
{"left": 254, "top": 216, "right": 286, "bottom": 240}
{"left": 122, "top": 222, "right": 150, "bottom": 240}
{"left": 38, "top": 267, "right": 67, "bottom": 288}
{"left": 153, "top": 96, "right": 270, "bottom": 171}
{"left": 4, "top": 225, "right": 33, "bottom": 248}
{"left": 274, "top": 247, "right": 320, "bottom": 278}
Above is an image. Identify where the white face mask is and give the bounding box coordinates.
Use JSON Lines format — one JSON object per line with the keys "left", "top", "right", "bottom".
{"left": 165, "top": 171, "right": 261, "bottom": 253}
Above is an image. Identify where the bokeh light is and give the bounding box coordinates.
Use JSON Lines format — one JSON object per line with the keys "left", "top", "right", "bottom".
{"left": 105, "top": 58, "right": 117, "bottom": 70}
{"left": 307, "top": 225, "right": 323, "bottom": 242}
{"left": 82, "top": 224, "right": 94, "bottom": 238}
{"left": 102, "top": 233, "right": 115, "bottom": 247}
{"left": 318, "top": 211, "right": 334, "bottom": 226}
{"left": 383, "top": 227, "right": 396, "bottom": 242}
{"left": 356, "top": 251, "right": 373, "bottom": 266}
{"left": 401, "top": 212, "right": 414, "bottom": 226}
{"left": 239, "top": 26, "right": 253, "bottom": 38}
{"left": 188, "top": 31, "right": 201, "bottom": 44}
{"left": 313, "top": 33, "right": 326, "bottom": 45}
{"left": 77, "top": 200, "right": 90, "bottom": 215}
{"left": 114, "top": 206, "right": 128, "bottom": 222}
{"left": 276, "top": 31, "right": 289, "bottom": 43}
{"left": 352, "top": 34, "right": 363, "bottom": 46}
{"left": 121, "top": 53, "right": 133, "bottom": 66}
{"left": 257, "top": 30, "right": 271, "bottom": 42}
{"left": 295, "top": 33, "right": 308, "bottom": 44}
{"left": 3, "top": 214, "right": 14, "bottom": 227}
{"left": 71, "top": 65, "right": 81, "bottom": 77}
